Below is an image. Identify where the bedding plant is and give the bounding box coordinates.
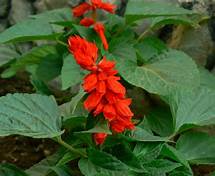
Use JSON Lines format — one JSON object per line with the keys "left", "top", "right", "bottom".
{"left": 0, "top": 0, "right": 215, "bottom": 175}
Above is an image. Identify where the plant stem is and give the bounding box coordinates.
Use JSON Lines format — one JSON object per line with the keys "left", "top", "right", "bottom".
{"left": 56, "top": 39, "right": 68, "bottom": 47}
{"left": 55, "top": 137, "right": 87, "bottom": 158}
{"left": 137, "top": 28, "right": 151, "bottom": 42}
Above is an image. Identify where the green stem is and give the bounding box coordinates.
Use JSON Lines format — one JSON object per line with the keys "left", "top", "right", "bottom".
{"left": 56, "top": 39, "right": 68, "bottom": 47}
{"left": 55, "top": 137, "right": 87, "bottom": 158}
{"left": 137, "top": 28, "right": 151, "bottom": 42}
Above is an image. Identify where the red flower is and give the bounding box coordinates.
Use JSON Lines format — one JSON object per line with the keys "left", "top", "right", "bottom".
{"left": 91, "top": 0, "right": 116, "bottom": 13}
{"left": 68, "top": 36, "right": 135, "bottom": 145}
{"left": 68, "top": 36, "right": 98, "bottom": 70}
{"left": 93, "top": 133, "right": 108, "bottom": 145}
{"left": 73, "top": 2, "right": 92, "bottom": 17}
{"left": 94, "top": 23, "right": 109, "bottom": 50}
{"left": 80, "top": 17, "right": 95, "bottom": 27}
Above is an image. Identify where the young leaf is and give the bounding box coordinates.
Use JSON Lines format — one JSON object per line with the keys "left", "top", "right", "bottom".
{"left": 61, "top": 55, "right": 84, "bottom": 90}
{"left": 125, "top": 0, "right": 194, "bottom": 23}
{"left": 0, "top": 93, "right": 62, "bottom": 138}
{"left": 176, "top": 131, "right": 215, "bottom": 164}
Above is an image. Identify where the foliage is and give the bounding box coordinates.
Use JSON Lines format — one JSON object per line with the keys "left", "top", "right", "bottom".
{"left": 0, "top": 0, "right": 214, "bottom": 175}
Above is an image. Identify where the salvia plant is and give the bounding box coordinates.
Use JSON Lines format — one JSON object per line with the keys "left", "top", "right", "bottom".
{"left": 0, "top": 0, "right": 215, "bottom": 175}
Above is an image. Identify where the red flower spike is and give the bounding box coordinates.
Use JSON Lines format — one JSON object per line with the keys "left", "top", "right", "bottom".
{"left": 84, "top": 90, "right": 103, "bottom": 111}
{"left": 91, "top": 0, "right": 116, "bottom": 13}
{"left": 68, "top": 36, "right": 98, "bottom": 70}
{"left": 103, "top": 104, "right": 116, "bottom": 121}
{"left": 94, "top": 23, "right": 109, "bottom": 50}
{"left": 83, "top": 73, "right": 98, "bottom": 92}
{"left": 93, "top": 133, "right": 107, "bottom": 145}
{"left": 73, "top": 2, "right": 92, "bottom": 17}
{"left": 80, "top": 17, "right": 95, "bottom": 27}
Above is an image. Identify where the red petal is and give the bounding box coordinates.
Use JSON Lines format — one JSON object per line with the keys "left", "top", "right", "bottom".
{"left": 84, "top": 91, "right": 103, "bottom": 111}
{"left": 68, "top": 36, "right": 98, "bottom": 70}
{"left": 99, "top": 2, "right": 116, "bottom": 13}
{"left": 93, "top": 133, "right": 107, "bottom": 145}
{"left": 105, "top": 90, "right": 120, "bottom": 104}
{"left": 115, "top": 99, "right": 133, "bottom": 117}
{"left": 73, "top": 2, "right": 92, "bottom": 17}
{"left": 96, "top": 80, "right": 106, "bottom": 94}
{"left": 80, "top": 17, "right": 95, "bottom": 27}
{"left": 98, "top": 57, "right": 115, "bottom": 71}
{"left": 83, "top": 73, "right": 97, "bottom": 92}
{"left": 106, "top": 76, "right": 126, "bottom": 96}
{"left": 94, "top": 23, "right": 109, "bottom": 50}
{"left": 93, "top": 98, "right": 106, "bottom": 116}
{"left": 110, "top": 120, "right": 125, "bottom": 133}
{"left": 103, "top": 104, "right": 116, "bottom": 121}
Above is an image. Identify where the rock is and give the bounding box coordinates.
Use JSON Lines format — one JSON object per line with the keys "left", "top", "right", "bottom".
{"left": 177, "top": 23, "right": 214, "bottom": 66}
{"left": 34, "top": 0, "right": 70, "bottom": 13}
{"left": 0, "top": 0, "right": 10, "bottom": 18}
{"left": 0, "top": 19, "right": 8, "bottom": 33}
{"left": 9, "top": 0, "right": 34, "bottom": 25}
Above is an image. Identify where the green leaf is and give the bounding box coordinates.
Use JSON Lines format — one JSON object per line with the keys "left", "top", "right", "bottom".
{"left": 78, "top": 158, "right": 131, "bottom": 176}
{"left": 111, "top": 144, "right": 145, "bottom": 172}
{"left": 88, "top": 148, "right": 130, "bottom": 171}
{"left": 199, "top": 67, "right": 215, "bottom": 90}
{"left": 0, "top": 93, "right": 62, "bottom": 138}
{"left": 161, "top": 144, "right": 191, "bottom": 169}
{"left": 125, "top": 0, "right": 194, "bottom": 23}
{"left": 114, "top": 49, "right": 199, "bottom": 96}
{"left": 143, "top": 159, "right": 181, "bottom": 175}
{"left": 0, "top": 164, "right": 28, "bottom": 176}
{"left": 166, "top": 87, "right": 215, "bottom": 132}
{"left": 135, "top": 37, "right": 167, "bottom": 63}
{"left": 56, "top": 152, "right": 80, "bottom": 166}
{"left": 0, "top": 44, "right": 20, "bottom": 67}
{"left": 61, "top": 55, "right": 84, "bottom": 90}
{"left": 0, "top": 8, "right": 72, "bottom": 44}
{"left": 169, "top": 166, "right": 193, "bottom": 176}
{"left": 149, "top": 15, "right": 198, "bottom": 30}
{"left": 36, "top": 52, "right": 63, "bottom": 82}
{"left": 125, "top": 127, "right": 169, "bottom": 142}
{"left": 176, "top": 131, "right": 215, "bottom": 164}
{"left": 2, "top": 45, "right": 58, "bottom": 78}
{"left": 26, "top": 153, "right": 62, "bottom": 176}
{"left": 75, "top": 120, "right": 111, "bottom": 135}
{"left": 61, "top": 88, "right": 88, "bottom": 119}
{"left": 146, "top": 107, "right": 174, "bottom": 137}
{"left": 133, "top": 143, "right": 164, "bottom": 164}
